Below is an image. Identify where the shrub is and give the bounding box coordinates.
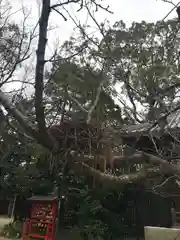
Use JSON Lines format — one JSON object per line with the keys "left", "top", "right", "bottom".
{"left": 1, "top": 221, "right": 23, "bottom": 239}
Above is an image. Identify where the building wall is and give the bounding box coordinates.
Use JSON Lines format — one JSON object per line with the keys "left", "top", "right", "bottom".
{"left": 144, "top": 226, "right": 180, "bottom": 240}
{"left": 0, "top": 200, "right": 9, "bottom": 215}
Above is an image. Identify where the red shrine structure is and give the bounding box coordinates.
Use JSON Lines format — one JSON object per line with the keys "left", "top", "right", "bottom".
{"left": 22, "top": 195, "right": 59, "bottom": 240}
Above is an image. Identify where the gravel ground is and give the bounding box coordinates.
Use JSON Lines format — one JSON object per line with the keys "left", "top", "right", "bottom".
{"left": 0, "top": 217, "right": 11, "bottom": 240}
{"left": 0, "top": 217, "right": 11, "bottom": 229}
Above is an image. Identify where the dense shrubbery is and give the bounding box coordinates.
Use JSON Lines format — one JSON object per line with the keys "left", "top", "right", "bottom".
{"left": 0, "top": 172, "right": 136, "bottom": 239}
{"left": 1, "top": 221, "right": 22, "bottom": 239}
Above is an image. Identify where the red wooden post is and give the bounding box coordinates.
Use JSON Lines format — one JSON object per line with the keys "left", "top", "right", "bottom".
{"left": 21, "top": 196, "right": 58, "bottom": 240}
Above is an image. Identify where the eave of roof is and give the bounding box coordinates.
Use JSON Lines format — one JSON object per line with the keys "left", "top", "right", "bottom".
{"left": 119, "top": 109, "right": 180, "bottom": 138}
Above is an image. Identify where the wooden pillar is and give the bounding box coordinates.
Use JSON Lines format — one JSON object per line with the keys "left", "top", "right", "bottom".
{"left": 171, "top": 207, "right": 176, "bottom": 226}
{"left": 7, "top": 200, "right": 12, "bottom": 217}
{"left": 10, "top": 195, "right": 16, "bottom": 219}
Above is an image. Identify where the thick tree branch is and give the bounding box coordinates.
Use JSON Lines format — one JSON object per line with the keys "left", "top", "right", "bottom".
{"left": 0, "top": 90, "right": 176, "bottom": 185}
{"left": 0, "top": 91, "right": 56, "bottom": 150}
{"left": 74, "top": 151, "right": 180, "bottom": 177}
{"left": 0, "top": 108, "right": 7, "bottom": 134}
{"left": 35, "top": 0, "right": 50, "bottom": 135}
{"left": 72, "top": 161, "right": 162, "bottom": 186}
{"left": 0, "top": 91, "right": 35, "bottom": 135}
{"left": 86, "top": 78, "right": 105, "bottom": 124}
{"left": 112, "top": 151, "right": 180, "bottom": 176}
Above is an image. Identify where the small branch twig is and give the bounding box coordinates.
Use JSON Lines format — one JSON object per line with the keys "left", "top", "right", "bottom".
{"left": 51, "top": 0, "right": 80, "bottom": 9}
{"left": 161, "top": 0, "right": 180, "bottom": 21}
{"left": 162, "top": 0, "right": 176, "bottom": 6}
{"left": 152, "top": 176, "right": 174, "bottom": 190}
{"left": 51, "top": 6, "right": 67, "bottom": 21}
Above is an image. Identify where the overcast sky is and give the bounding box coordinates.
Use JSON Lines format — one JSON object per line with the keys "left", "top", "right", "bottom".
{"left": 11, "top": 0, "right": 179, "bottom": 46}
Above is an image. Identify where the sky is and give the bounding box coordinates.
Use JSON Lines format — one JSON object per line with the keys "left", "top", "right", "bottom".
{"left": 2, "top": 0, "right": 180, "bottom": 93}
{"left": 10, "top": 0, "right": 179, "bottom": 47}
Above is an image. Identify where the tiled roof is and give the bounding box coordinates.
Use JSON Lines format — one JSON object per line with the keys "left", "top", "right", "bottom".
{"left": 120, "top": 109, "right": 180, "bottom": 137}
{"left": 28, "top": 195, "right": 58, "bottom": 201}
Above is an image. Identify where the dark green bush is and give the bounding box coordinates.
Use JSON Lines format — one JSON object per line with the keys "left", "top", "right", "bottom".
{"left": 1, "top": 221, "right": 23, "bottom": 239}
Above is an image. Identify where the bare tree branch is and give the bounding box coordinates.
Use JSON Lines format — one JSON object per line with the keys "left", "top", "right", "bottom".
{"left": 51, "top": 6, "right": 67, "bottom": 21}
{"left": 152, "top": 176, "right": 175, "bottom": 190}
{"left": 51, "top": 0, "right": 80, "bottom": 9}
{"left": 0, "top": 8, "right": 36, "bottom": 88}
{"left": 161, "top": 0, "right": 180, "bottom": 21}
{"left": 162, "top": 0, "right": 176, "bottom": 7}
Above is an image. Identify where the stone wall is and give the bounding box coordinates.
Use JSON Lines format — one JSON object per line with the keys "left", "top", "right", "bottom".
{"left": 144, "top": 226, "right": 180, "bottom": 240}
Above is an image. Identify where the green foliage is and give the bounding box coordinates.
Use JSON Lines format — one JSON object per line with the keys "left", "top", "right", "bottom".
{"left": 104, "top": 20, "right": 180, "bottom": 120}
{"left": 65, "top": 183, "right": 108, "bottom": 238}
{"left": 44, "top": 19, "right": 180, "bottom": 124}
{"left": 45, "top": 59, "right": 123, "bottom": 125}
{"left": 60, "top": 170, "right": 137, "bottom": 239}
{"left": 1, "top": 221, "right": 22, "bottom": 239}
{"left": 0, "top": 122, "right": 53, "bottom": 198}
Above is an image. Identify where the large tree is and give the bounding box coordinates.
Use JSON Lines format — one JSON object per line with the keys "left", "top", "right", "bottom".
{"left": 0, "top": 0, "right": 180, "bottom": 188}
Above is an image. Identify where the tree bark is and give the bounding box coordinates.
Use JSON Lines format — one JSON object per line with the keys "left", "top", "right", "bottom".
{"left": 112, "top": 152, "right": 180, "bottom": 175}
{"left": 35, "top": 0, "right": 50, "bottom": 135}
{"left": 0, "top": 91, "right": 55, "bottom": 150}
{"left": 72, "top": 161, "right": 162, "bottom": 186}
